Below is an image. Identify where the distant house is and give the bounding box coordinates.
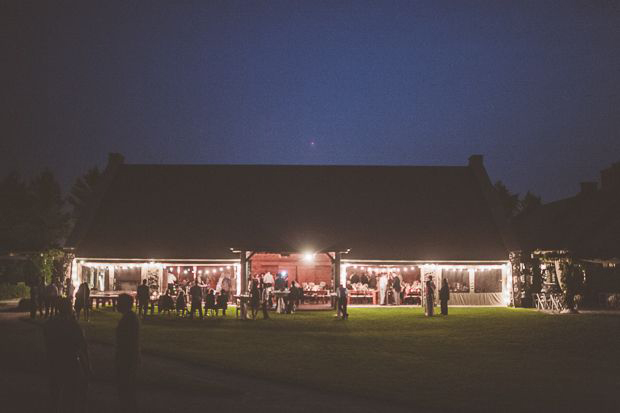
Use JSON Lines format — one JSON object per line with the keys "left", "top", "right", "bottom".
{"left": 513, "top": 162, "right": 620, "bottom": 306}
{"left": 66, "top": 154, "right": 516, "bottom": 306}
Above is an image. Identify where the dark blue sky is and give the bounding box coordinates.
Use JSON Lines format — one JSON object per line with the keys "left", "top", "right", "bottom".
{"left": 3, "top": 0, "right": 619, "bottom": 201}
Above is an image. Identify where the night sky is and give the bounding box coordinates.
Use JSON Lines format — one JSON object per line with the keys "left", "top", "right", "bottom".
{"left": 3, "top": 1, "right": 619, "bottom": 202}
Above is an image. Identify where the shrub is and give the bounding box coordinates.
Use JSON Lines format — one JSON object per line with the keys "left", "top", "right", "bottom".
{"left": 0, "top": 282, "right": 31, "bottom": 300}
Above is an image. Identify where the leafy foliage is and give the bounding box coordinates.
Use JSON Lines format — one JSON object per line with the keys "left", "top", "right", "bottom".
{"left": 494, "top": 180, "right": 542, "bottom": 219}
{"left": 494, "top": 180, "right": 520, "bottom": 218}
{"left": 0, "top": 170, "right": 69, "bottom": 252}
{"left": 68, "top": 166, "right": 102, "bottom": 220}
{"left": 519, "top": 191, "right": 542, "bottom": 216}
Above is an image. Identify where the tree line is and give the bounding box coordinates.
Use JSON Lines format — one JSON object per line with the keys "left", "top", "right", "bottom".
{"left": 0, "top": 167, "right": 101, "bottom": 253}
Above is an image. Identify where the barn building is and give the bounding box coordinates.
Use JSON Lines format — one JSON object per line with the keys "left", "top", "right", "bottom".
{"left": 66, "top": 153, "right": 516, "bottom": 306}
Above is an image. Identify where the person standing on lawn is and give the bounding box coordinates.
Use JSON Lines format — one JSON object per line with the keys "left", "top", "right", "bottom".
{"left": 44, "top": 297, "right": 92, "bottom": 413}
{"left": 116, "top": 293, "right": 140, "bottom": 412}
{"left": 439, "top": 278, "right": 450, "bottom": 315}
{"left": 250, "top": 279, "right": 261, "bottom": 319}
{"left": 74, "top": 282, "right": 91, "bottom": 322}
{"left": 189, "top": 281, "right": 203, "bottom": 319}
{"left": 425, "top": 277, "right": 436, "bottom": 316}
{"left": 261, "top": 281, "right": 270, "bottom": 319}
{"left": 392, "top": 274, "right": 402, "bottom": 305}
{"left": 136, "top": 279, "right": 150, "bottom": 318}
{"left": 337, "top": 284, "right": 348, "bottom": 319}
{"left": 45, "top": 280, "right": 59, "bottom": 318}
{"left": 379, "top": 273, "right": 388, "bottom": 305}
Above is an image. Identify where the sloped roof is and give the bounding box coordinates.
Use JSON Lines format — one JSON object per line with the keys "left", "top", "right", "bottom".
{"left": 68, "top": 163, "right": 510, "bottom": 261}
{"left": 514, "top": 190, "right": 620, "bottom": 259}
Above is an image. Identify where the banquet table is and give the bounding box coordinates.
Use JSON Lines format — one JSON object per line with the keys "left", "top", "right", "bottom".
{"left": 272, "top": 290, "right": 290, "bottom": 313}
{"left": 348, "top": 290, "right": 377, "bottom": 305}
{"left": 303, "top": 290, "right": 330, "bottom": 304}
{"left": 89, "top": 293, "right": 120, "bottom": 310}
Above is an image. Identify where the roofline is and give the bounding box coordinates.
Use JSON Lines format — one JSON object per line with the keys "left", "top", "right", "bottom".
{"left": 118, "top": 163, "right": 471, "bottom": 169}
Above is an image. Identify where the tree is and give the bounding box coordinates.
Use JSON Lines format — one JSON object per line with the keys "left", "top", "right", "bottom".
{"left": 0, "top": 171, "right": 31, "bottom": 252}
{"left": 28, "top": 169, "right": 69, "bottom": 249}
{"left": 494, "top": 180, "right": 520, "bottom": 218}
{"left": 0, "top": 169, "right": 68, "bottom": 252}
{"left": 68, "top": 166, "right": 101, "bottom": 220}
{"left": 519, "top": 191, "right": 542, "bottom": 216}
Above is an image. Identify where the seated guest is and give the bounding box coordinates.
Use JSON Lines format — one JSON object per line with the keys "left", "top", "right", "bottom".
{"left": 176, "top": 290, "right": 187, "bottom": 317}
{"left": 158, "top": 291, "right": 174, "bottom": 315}
{"left": 360, "top": 273, "right": 369, "bottom": 285}
{"left": 216, "top": 290, "right": 228, "bottom": 316}
{"left": 350, "top": 273, "right": 360, "bottom": 284}
{"left": 205, "top": 289, "right": 216, "bottom": 317}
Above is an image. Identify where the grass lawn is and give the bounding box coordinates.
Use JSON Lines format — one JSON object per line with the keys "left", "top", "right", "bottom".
{"left": 80, "top": 307, "right": 620, "bottom": 412}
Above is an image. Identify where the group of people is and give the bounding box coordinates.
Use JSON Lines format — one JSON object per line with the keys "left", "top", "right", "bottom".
{"left": 423, "top": 278, "right": 451, "bottom": 316}
{"left": 29, "top": 277, "right": 93, "bottom": 322}
{"left": 247, "top": 272, "right": 304, "bottom": 319}
{"left": 43, "top": 293, "right": 141, "bottom": 412}
{"left": 142, "top": 280, "right": 231, "bottom": 319}
{"left": 348, "top": 272, "right": 412, "bottom": 305}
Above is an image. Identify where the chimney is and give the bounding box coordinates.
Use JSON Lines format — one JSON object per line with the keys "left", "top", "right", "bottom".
{"left": 468, "top": 154, "right": 484, "bottom": 168}
{"left": 579, "top": 182, "right": 597, "bottom": 196}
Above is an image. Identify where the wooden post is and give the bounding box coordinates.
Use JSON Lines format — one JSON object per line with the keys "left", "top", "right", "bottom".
{"left": 240, "top": 251, "right": 248, "bottom": 294}
{"left": 333, "top": 252, "right": 341, "bottom": 311}
{"left": 334, "top": 252, "right": 341, "bottom": 288}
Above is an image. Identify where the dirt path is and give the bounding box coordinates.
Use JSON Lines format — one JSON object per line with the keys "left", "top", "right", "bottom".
{"left": 0, "top": 310, "right": 410, "bottom": 413}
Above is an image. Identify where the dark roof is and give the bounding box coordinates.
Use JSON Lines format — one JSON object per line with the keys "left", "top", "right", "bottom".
{"left": 68, "top": 163, "right": 511, "bottom": 261}
{"left": 514, "top": 190, "right": 620, "bottom": 259}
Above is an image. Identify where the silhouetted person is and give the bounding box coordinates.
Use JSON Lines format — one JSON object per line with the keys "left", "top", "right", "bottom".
{"left": 205, "top": 289, "right": 216, "bottom": 316}
{"left": 157, "top": 291, "right": 174, "bottom": 315}
{"left": 44, "top": 297, "right": 92, "bottom": 413}
{"left": 189, "top": 281, "right": 203, "bottom": 319}
{"left": 393, "top": 275, "right": 402, "bottom": 305}
{"left": 250, "top": 280, "right": 260, "bottom": 319}
{"left": 439, "top": 278, "right": 450, "bottom": 316}
{"left": 216, "top": 290, "right": 228, "bottom": 316}
{"left": 116, "top": 294, "right": 140, "bottom": 412}
{"left": 45, "top": 281, "right": 59, "bottom": 318}
{"left": 368, "top": 273, "right": 377, "bottom": 289}
{"left": 425, "top": 278, "right": 436, "bottom": 316}
{"left": 75, "top": 282, "right": 91, "bottom": 322}
{"left": 136, "top": 279, "right": 150, "bottom": 317}
{"left": 176, "top": 289, "right": 187, "bottom": 316}
{"left": 261, "top": 284, "right": 270, "bottom": 319}
{"left": 337, "top": 284, "right": 348, "bottom": 319}
{"left": 287, "top": 281, "right": 299, "bottom": 314}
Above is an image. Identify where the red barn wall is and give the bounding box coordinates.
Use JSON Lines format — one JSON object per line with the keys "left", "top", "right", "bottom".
{"left": 250, "top": 253, "right": 333, "bottom": 285}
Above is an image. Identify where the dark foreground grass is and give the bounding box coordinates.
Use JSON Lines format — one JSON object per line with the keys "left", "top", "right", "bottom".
{"left": 79, "top": 307, "right": 620, "bottom": 412}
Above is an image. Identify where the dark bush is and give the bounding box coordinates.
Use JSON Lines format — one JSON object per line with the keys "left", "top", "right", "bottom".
{"left": 0, "top": 282, "right": 31, "bottom": 300}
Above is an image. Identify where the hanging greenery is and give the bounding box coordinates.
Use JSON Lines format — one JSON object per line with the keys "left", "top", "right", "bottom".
{"left": 558, "top": 261, "right": 584, "bottom": 313}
